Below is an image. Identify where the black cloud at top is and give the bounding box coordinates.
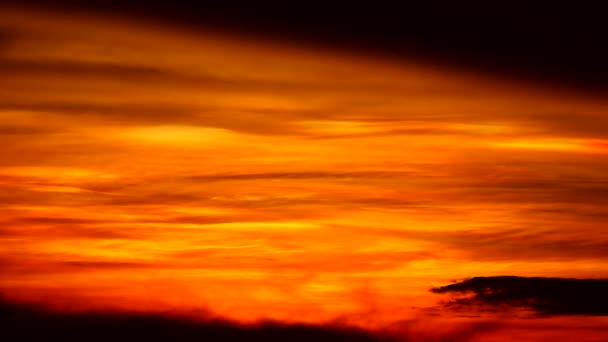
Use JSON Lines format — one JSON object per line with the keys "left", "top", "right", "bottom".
{"left": 8, "top": 1, "right": 608, "bottom": 94}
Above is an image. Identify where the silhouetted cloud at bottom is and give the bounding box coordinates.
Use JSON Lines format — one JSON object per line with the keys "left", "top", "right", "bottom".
{"left": 0, "top": 297, "right": 396, "bottom": 342}
{"left": 432, "top": 276, "right": 608, "bottom": 316}
{"left": 0, "top": 295, "right": 512, "bottom": 342}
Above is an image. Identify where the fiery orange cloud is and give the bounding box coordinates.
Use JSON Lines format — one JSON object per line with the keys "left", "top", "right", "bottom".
{"left": 1, "top": 6, "right": 608, "bottom": 340}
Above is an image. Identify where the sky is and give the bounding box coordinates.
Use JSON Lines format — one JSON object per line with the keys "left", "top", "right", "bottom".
{"left": 1, "top": 7, "right": 608, "bottom": 341}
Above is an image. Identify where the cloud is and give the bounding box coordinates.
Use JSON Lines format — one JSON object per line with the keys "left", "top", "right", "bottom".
{"left": 0, "top": 57, "right": 171, "bottom": 78}
{"left": 0, "top": 124, "right": 56, "bottom": 136}
{"left": 380, "top": 225, "right": 608, "bottom": 262}
{"left": 0, "top": 28, "right": 16, "bottom": 49}
{"left": 435, "top": 228, "right": 607, "bottom": 261}
{"left": 0, "top": 258, "right": 155, "bottom": 275}
{"left": 2, "top": 8, "right": 608, "bottom": 328}
{"left": 0, "top": 295, "right": 517, "bottom": 342}
{"left": 189, "top": 171, "right": 408, "bottom": 181}
{"left": 431, "top": 276, "right": 608, "bottom": 316}
{"left": 0, "top": 296, "right": 397, "bottom": 342}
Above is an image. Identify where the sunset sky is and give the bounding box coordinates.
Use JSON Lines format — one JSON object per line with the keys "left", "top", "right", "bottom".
{"left": 1, "top": 6, "right": 608, "bottom": 341}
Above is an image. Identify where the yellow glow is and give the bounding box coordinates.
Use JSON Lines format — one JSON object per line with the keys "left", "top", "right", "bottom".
{"left": 120, "top": 125, "right": 239, "bottom": 146}
{"left": 0, "top": 167, "right": 117, "bottom": 180}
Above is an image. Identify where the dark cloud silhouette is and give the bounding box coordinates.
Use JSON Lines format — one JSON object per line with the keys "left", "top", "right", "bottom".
{"left": 432, "top": 276, "right": 608, "bottom": 316}
{"left": 189, "top": 171, "right": 409, "bottom": 182}
{"left": 0, "top": 296, "right": 398, "bottom": 342}
{"left": 0, "top": 294, "right": 514, "bottom": 342}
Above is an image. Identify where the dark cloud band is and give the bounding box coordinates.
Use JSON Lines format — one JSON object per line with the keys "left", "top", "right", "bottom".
{"left": 432, "top": 276, "right": 608, "bottom": 316}
{"left": 0, "top": 295, "right": 395, "bottom": 342}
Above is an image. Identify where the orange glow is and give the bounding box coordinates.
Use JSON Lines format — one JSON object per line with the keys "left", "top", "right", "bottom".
{"left": 1, "top": 7, "right": 608, "bottom": 340}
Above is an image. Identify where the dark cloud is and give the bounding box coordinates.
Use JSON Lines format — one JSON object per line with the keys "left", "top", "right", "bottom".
{"left": 0, "top": 101, "right": 303, "bottom": 137}
{"left": 9, "top": 216, "right": 100, "bottom": 225}
{"left": 0, "top": 222, "right": 134, "bottom": 240}
{"left": 0, "top": 58, "right": 173, "bottom": 79}
{"left": 0, "top": 124, "right": 58, "bottom": 136}
{"left": 55, "top": 260, "right": 152, "bottom": 269}
{"left": 11, "top": 1, "right": 608, "bottom": 95}
{"left": 431, "top": 276, "right": 608, "bottom": 316}
{"left": 100, "top": 192, "right": 205, "bottom": 206}
{"left": 189, "top": 171, "right": 409, "bottom": 182}
{"left": 0, "top": 28, "right": 16, "bottom": 49}
{"left": 0, "top": 258, "right": 155, "bottom": 274}
{"left": 475, "top": 178, "right": 608, "bottom": 205}
{"left": 380, "top": 226, "right": 608, "bottom": 262}
{"left": 162, "top": 214, "right": 267, "bottom": 225}
{"left": 526, "top": 111, "right": 608, "bottom": 140}
{"left": 0, "top": 296, "right": 397, "bottom": 342}
{"left": 0, "top": 100, "right": 204, "bottom": 124}
{"left": 0, "top": 58, "right": 364, "bottom": 92}
{"left": 439, "top": 162, "right": 608, "bottom": 206}
{"left": 0, "top": 57, "right": 313, "bottom": 93}
{"left": 444, "top": 229, "right": 607, "bottom": 262}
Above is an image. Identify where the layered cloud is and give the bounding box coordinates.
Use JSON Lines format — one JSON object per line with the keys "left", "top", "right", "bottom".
{"left": 0, "top": 7, "right": 608, "bottom": 333}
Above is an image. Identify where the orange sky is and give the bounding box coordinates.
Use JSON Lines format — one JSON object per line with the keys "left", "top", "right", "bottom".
{"left": 1, "top": 7, "right": 608, "bottom": 340}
